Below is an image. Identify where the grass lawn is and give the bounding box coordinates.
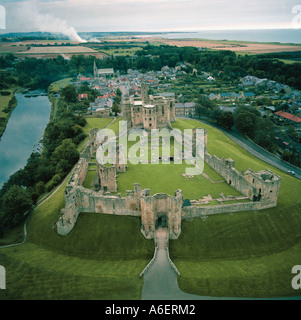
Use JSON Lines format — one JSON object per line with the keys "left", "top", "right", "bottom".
{"left": 116, "top": 162, "right": 241, "bottom": 200}
{"left": 0, "top": 177, "right": 153, "bottom": 300}
{"left": 169, "top": 119, "right": 301, "bottom": 299}
{"left": 106, "top": 116, "right": 123, "bottom": 135}
{"left": 83, "top": 118, "right": 114, "bottom": 134}
{"left": 77, "top": 117, "right": 115, "bottom": 152}
{"left": 83, "top": 170, "right": 96, "bottom": 189}
{"left": 49, "top": 78, "right": 72, "bottom": 92}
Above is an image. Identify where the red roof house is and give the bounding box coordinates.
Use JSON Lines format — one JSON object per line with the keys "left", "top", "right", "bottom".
{"left": 78, "top": 93, "right": 88, "bottom": 101}
{"left": 275, "top": 111, "right": 301, "bottom": 123}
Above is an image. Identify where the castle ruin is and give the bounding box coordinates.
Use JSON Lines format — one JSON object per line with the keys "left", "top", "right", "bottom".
{"left": 123, "top": 83, "right": 176, "bottom": 131}
{"left": 56, "top": 84, "right": 281, "bottom": 239}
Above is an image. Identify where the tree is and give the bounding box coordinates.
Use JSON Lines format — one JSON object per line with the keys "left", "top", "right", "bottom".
{"left": 282, "top": 150, "right": 301, "bottom": 167}
{"left": 61, "top": 85, "right": 77, "bottom": 103}
{"left": 217, "top": 111, "right": 234, "bottom": 130}
{"left": 195, "top": 104, "right": 211, "bottom": 118}
{"left": 35, "top": 181, "right": 46, "bottom": 195}
{"left": 51, "top": 139, "right": 79, "bottom": 171}
{"left": 287, "top": 125, "right": 299, "bottom": 141}
{"left": 197, "top": 95, "right": 215, "bottom": 110}
{"left": 234, "top": 110, "right": 259, "bottom": 139}
{"left": 116, "top": 87, "right": 122, "bottom": 97}
{"left": 112, "top": 102, "right": 121, "bottom": 116}
{"left": 1, "top": 185, "right": 33, "bottom": 228}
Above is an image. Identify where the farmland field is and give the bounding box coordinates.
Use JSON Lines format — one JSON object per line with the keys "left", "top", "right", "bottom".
{"left": 0, "top": 41, "right": 107, "bottom": 59}
{"left": 19, "top": 46, "right": 98, "bottom": 55}
{"left": 100, "top": 36, "right": 301, "bottom": 54}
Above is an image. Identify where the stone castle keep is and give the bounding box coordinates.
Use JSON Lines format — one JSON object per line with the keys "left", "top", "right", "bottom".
{"left": 56, "top": 85, "right": 281, "bottom": 239}
{"left": 123, "top": 83, "right": 176, "bottom": 131}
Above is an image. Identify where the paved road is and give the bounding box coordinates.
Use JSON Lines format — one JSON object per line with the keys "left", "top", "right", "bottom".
{"left": 181, "top": 116, "right": 301, "bottom": 180}
{"left": 142, "top": 228, "right": 204, "bottom": 300}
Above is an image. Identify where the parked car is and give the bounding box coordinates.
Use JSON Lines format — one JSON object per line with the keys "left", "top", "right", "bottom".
{"left": 288, "top": 170, "right": 296, "bottom": 176}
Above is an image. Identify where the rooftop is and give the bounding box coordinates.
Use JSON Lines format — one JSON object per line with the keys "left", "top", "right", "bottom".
{"left": 275, "top": 111, "right": 301, "bottom": 123}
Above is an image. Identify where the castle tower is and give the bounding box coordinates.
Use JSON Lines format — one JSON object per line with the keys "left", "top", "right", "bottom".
{"left": 122, "top": 95, "right": 132, "bottom": 124}
{"left": 169, "top": 99, "right": 176, "bottom": 123}
{"left": 141, "top": 83, "right": 148, "bottom": 104}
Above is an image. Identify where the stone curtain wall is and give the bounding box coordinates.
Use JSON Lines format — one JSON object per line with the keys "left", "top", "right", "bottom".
{"left": 182, "top": 201, "right": 275, "bottom": 221}
{"left": 204, "top": 152, "right": 281, "bottom": 206}
{"left": 56, "top": 184, "right": 183, "bottom": 238}
{"left": 57, "top": 186, "right": 142, "bottom": 236}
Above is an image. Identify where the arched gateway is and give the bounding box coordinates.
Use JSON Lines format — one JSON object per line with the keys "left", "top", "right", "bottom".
{"left": 140, "top": 191, "right": 183, "bottom": 240}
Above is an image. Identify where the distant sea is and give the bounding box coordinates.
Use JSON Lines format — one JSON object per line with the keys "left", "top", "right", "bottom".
{"left": 158, "top": 29, "right": 301, "bottom": 44}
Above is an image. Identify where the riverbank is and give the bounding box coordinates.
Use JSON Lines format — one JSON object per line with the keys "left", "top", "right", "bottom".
{"left": 0, "top": 87, "right": 22, "bottom": 140}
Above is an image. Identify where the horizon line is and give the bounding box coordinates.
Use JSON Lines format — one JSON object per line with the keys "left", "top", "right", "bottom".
{"left": 1, "top": 27, "right": 301, "bottom": 35}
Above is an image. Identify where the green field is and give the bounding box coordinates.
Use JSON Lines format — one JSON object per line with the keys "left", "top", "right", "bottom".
{"left": 83, "top": 117, "right": 114, "bottom": 134}
{"left": 278, "top": 59, "right": 301, "bottom": 65}
{"left": 98, "top": 47, "right": 143, "bottom": 57}
{"left": 49, "top": 78, "right": 72, "bottom": 92}
{"left": 0, "top": 118, "right": 300, "bottom": 300}
{"left": 169, "top": 119, "right": 301, "bottom": 299}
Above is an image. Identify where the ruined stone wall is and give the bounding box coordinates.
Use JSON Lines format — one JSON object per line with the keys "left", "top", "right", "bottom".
{"left": 204, "top": 152, "right": 281, "bottom": 206}
{"left": 56, "top": 186, "right": 142, "bottom": 236}
{"left": 56, "top": 184, "right": 182, "bottom": 238}
{"left": 98, "top": 166, "right": 117, "bottom": 192}
{"left": 181, "top": 200, "right": 275, "bottom": 220}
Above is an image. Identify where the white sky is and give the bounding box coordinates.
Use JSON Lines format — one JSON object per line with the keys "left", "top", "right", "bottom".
{"left": 1, "top": 0, "right": 300, "bottom": 33}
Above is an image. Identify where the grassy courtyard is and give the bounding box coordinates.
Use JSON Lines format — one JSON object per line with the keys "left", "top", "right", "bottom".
{"left": 115, "top": 162, "right": 241, "bottom": 200}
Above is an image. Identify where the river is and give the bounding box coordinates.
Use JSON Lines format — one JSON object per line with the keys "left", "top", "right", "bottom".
{"left": 0, "top": 91, "right": 51, "bottom": 189}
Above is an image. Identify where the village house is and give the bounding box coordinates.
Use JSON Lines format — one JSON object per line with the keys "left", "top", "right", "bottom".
{"left": 217, "top": 92, "right": 232, "bottom": 100}
{"left": 274, "top": 111, "right": 301, "bottom": 126}
{"left": 175, "top": 102, "right": 196, "bottom": 117}
{"left": 78, "top": 93, "right": 88, "bottom": 101}
{"left": 239, "top": 92, "right": 256, "bottom": 100}
{"left": 208, "top": 93, "right": 217, "bottom": 100}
